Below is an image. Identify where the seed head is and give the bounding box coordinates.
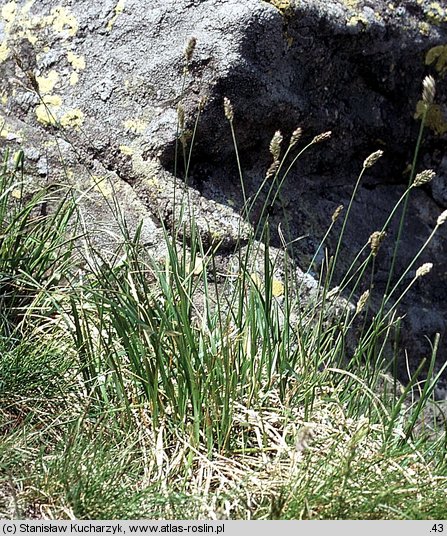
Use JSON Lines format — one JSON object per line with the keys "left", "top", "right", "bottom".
{"left": 437, "top": 210, "right": 447, "bottom": 226}
{"left": 266, "top": 159, "right": 280, "bottom": 179}
{"left": 13, "top": 150, "right": 24, "bottom": 170}
{"left": 327, "top": 286, "right": 340, "bottom": 299}
{"left": 331, "top": 204, "right": 344, "bottom": 223}
{"left": 177, "top": 104, "right": 185, "bottom": 130}
{"left": 192, "top": 256, "right": 204, "bottom": 276}
{"left": 356, "top": 290, "right": 370, "bottom": 315}
{"left": 416, "top": 262, "right": 433, "bottom": 278}
{"left": 363, "top": 150, "right": 383, "bottom": 169}
{"left": 312, "top": 131, "right": 332, "bottom": 144}
{"left": 289, "top": 127, "right": 303, "bottom": 148}
{"left": 184, "top": 36, "right": 197, "bottom": 62}
{"left": 368, "top": 231, "right": 386, "bottom": 257}
{"left": 198, "top": 95, "right": 208, "bottom": 111}
{"left": 295, "top": 426, "right": 313, "bottom": 453}
{"left": 180, "top": 129, "right": 192, "bottom": 148}
{"left": 223, "top": 97, "right": 234, "bottom": 122}
{"left": 413, "top": 169, "right": 435, "bottom": 187}
{"left": 422, "top": 75, "right": 436, "bottom": 105}
{"left": 269, "top": 130, "right": 283, "bottom": 160}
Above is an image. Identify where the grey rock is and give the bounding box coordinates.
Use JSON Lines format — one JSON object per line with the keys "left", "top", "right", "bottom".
{"left": 432, "top": 156, "right": 447, "bottom": 208}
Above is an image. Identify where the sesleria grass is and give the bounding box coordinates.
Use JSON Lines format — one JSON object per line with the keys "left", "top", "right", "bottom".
{"left": 2, "top": 53, "right": 447, "bottom": 517}
{"left": 64, "top": 76, "right": 445, "bottom": 462}
{"left": 0, "top": 148, "right": 77, "bottom": 338}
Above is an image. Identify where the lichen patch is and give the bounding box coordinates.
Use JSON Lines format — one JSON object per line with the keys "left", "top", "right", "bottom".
{"left": 49, "top": 6, "right": 79, "bottom": 37}
{"left": 69, "top": 72, "right": 79, "bottom": 86}
{"left": 1, "top": 1, "right": 17, "bottom": 24}
{"left": 119, "top": 145, "right": 134, "bottom": 156}
{"left": 107, "top": 0, "right": 126, "bottom": 31}
{"left": 0, "top": 41, "right": 9, "bottom": 63}
{"left": 425, "top": 44, "right": 447, "bottom": 75}
{"left": 60, "top": 109, "right": 84, "bottom": 128}
{"left": 35, "top": 95, "right": 62, "bottom": 125}
{"left": 123, "top": 118, "right": 147, "bottom": 135}
{"left": 90, "top": 176, "right": 114, "bottom": 199}
{"left": 36, "top": 70, "right": 59, "bottom": 94}
{"left": 67, "top": 51, "right": 86, "bottom": 70}
{"left": 414, "top": 101, "right": 447, "bottom": 135}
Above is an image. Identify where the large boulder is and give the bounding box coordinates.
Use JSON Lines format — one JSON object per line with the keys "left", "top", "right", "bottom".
{"left": 1, "top": 0, "right": 447, "bottom": 390}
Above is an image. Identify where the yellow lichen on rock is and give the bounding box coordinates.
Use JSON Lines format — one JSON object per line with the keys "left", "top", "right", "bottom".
{"left": 119, "top": 145, "right": 134, "bottom": 156}
{"left": 60, "top": 109, "right": 84, "bottom": 128}
{"left": 144, "top": 177, "right": 159, "bottom": 188}
{"left": 49, "top": 6, "right": 78, "bottom": 37}
{"left": 425, "top": 44, "right": 447, "bottom": 75}
{"left": 0, "top": 123, "right": 10, "bottom": 138}
{"left": 426, "top": 2, "right": 447, "bottom": 24}
{"left": 0, "top": 1, "right": 41, "bottom": 63}
{"left": 36, "top": 70, "right": 59, "bottom": 94}
{"left": 272, "top": 279, "right": 284, "bottom": 297}
{"left": 35, "top": 95, "right": 62, "bottom": 125}
{"left": 416, "top": 1, "right": 447, "bottom": 24}
{"left": 67, "top": 51, "right": 86, "bottom": 70}
{"left": 343, "top": 0, "right": 359, "bottom": 9}
{"left": 415, "top": 100, "right": 447, "bottom": 135}
{"left": 11, "top": 188, "right": 23, "bottom": 200}
{"left": 0, "top": 4, "right": 87, "bottom": 130}
{"left": 131, "top": 153, "right": 161, "bottom": 188}
{"left": 123, "top": 118, "right": 147, "bottom": 135}
{"left": 21, "top": 1, "right": 35, "bottom": 16}
{"left": 347, "top": 14, "right": 369, "bottom": 27}
{"left": 1, "top": 1, "right": 17, "bottom": 24}
{"left": 69, "top": 72, "right": 79, "bottom": 86}
{"left": 248, "top": 273, "right": 284, "bottom": 297}
{"left": 0, "top": 1, "right": 16, "bottom": 64}
{"left": 265, "top": 0, "right": 295, "bottom": 18}
{"left": 267, "top": 0, "right": 292, "bottom": 9}
{"left": 0, "top": 41, "right": 9, "bottom": 63}
{"left": 107, "top": 0, "right": 126, "bottom": 31}
{"left": 90, "top": 176, "right": 114, "bottom": 199}
{"left": 419, "top": 21, "right": 431, "bottom": 35}
{"left": 67, "top": 51, "right": 85, "bottom": 86}
{"left": 0, "top": 122, "right": 23, "bottom": 142}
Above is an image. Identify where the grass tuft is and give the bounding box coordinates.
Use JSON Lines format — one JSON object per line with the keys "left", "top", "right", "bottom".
{"left": 1, "top": 67, "right": 447, "bottom": 519}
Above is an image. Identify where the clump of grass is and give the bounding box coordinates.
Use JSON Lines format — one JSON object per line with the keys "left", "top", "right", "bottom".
{"left": 0, "top": 148, "right": 77, "bottom": 338}
{"left": 1, "top": 47, "right": 447, "bottom": 519}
